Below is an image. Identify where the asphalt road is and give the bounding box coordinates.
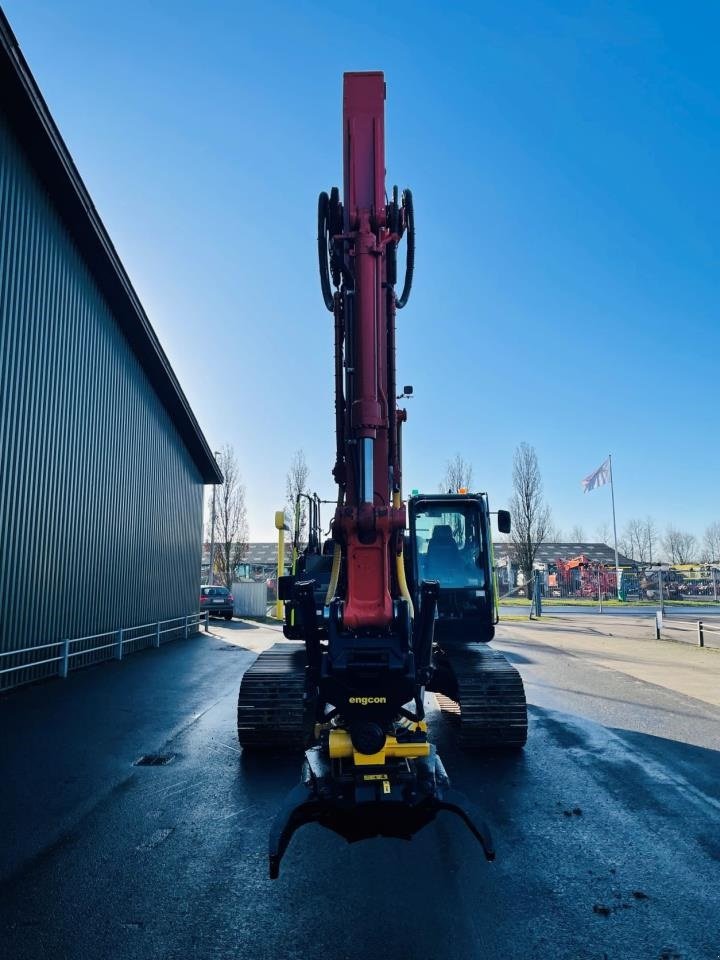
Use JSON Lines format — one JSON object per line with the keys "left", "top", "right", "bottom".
{"left": 2, "top": 618, "right": 719, "bottom": 960}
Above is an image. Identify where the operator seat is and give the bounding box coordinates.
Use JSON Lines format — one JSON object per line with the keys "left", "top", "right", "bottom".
{"left": 425, "top": 525, "right": 464, "bottom": 584}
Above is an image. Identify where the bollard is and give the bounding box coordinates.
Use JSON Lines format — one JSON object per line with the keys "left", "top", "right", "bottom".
{"left": 155, "top": 621, "right": 161, "bottom": 648}
{"left": 59, "top": 638, "right": 69, "bottom": 678}
{"left": 697, "top": 620, "right": 704, "bottom": 648}
{"left": 655, "top": 611, "right": 662, "bottom": 640}
{"left": 204, "top": 611, "right": 210, "bottom": 633}
{"left": 115, "top": 628, "right": 124, "bottom": 661}
{"left": 184, "top": 615, "right": 189, "bottom": 640}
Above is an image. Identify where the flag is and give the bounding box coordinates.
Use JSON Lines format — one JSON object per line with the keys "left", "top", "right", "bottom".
{"left": 582, "top": 457, "right": 610, "bottom": 493}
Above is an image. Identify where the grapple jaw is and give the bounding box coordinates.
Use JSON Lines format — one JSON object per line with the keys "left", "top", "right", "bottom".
{"left": 268, "top": 745, "right": 495, "bottom": 879}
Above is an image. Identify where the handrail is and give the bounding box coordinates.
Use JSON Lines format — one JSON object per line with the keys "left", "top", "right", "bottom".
{"left": 0, "top": 640, "right": 64, "bottom": 657}
{"left": 664, "top": 615, "right": 720, "bottom": 631}
{"left": 0, "top": 654, "right": 63, "bottom": 675}
{"left": 0, "top": 611, "right": 209, "bottom": 688}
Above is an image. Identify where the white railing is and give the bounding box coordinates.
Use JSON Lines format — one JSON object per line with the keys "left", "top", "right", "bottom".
{"left": 0, "top": 611, "right": 210, "bottom": 688}
{"left": 654, "top": 613, "right": 720, "bottom": 648}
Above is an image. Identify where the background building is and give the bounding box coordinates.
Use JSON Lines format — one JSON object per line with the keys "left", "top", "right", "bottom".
{"left": 493, "top": 541, "right": 634, "bottom": 570}
{"left": 200, "top": 542, "right": 291, "bottom": 592}
{"left": 0, "top": 12, "right": 221, "bottom": 690}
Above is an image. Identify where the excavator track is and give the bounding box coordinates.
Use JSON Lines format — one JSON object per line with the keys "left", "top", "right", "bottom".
{"left": 434, "top": 645, "right": 528, "bottom": 750}
{"left": 237, "top": 643, "right": 309, "bottom": 750}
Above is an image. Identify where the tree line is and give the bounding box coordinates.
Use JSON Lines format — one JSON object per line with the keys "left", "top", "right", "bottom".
{"left": 619, "top": 520, "right": 720, "bottom": 565}
{"left": 441, "top": 446, "right": 719, "bottom": 582}
{"left": 204, "top": 442, "right": 719, "bottom": 588}
{"left": 204, "top": 446, "right": 309, "bottom": 587}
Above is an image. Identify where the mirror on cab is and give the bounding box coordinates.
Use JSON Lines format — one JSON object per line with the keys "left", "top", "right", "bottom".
{"left": 497, "top": 509, "right": 511, "bottom": 534}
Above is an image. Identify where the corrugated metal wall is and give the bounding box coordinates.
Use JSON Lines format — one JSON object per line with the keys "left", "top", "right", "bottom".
{"left": 231, "top": 582, "right": 267, "bottom": 617}
{"left": 0, "top": 113, "right": 204, "bottom": 690}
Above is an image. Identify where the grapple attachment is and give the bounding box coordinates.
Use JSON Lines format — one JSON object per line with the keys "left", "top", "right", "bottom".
{"left": 268, "top": 745, "right": 495, "bottom": 879}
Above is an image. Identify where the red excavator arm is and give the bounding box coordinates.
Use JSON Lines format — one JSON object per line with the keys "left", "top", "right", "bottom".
{"left": 318, "top": 71, "right": 414, "bottom": 630}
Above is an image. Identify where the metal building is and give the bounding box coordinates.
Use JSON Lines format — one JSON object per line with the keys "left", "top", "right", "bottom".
{"left": 0, "top": 12, "right": 222, "bottom": 690}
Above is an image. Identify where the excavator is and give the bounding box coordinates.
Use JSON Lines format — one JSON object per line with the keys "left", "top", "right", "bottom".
{"left": 237, "top": 72, "right": 527, "bottom": 878}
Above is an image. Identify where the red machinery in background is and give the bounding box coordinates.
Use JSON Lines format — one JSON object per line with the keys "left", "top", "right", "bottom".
{"left": 553, "top": 556, "right": 617, "bottom": 599}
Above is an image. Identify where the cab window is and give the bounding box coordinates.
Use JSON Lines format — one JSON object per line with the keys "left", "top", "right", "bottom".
{"left": 414, "top": 504, "right": 485, "bottom": 589}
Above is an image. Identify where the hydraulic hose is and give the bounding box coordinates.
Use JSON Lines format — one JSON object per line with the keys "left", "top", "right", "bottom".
{"left": 395, "top": 188, "right": 414, "bottom": 309}
{"left": 393, "top": 490, "right": 414, "bottom": 619}
{"left": 387, "top": 287, "right": 397, "bottom": 487}
{"left": 325, "top": 541, "right": 342, "bottom": 606}
{"left": 332, "top": 293, "right": 345, "bottom": 490}
{"left": 396, "top": 548, "right": 414, "bottom": 620}
{"left": 387, "top": 185, "right": 399, "bottom": 287}
{"left": 318, "top": 191, "right": 334, "bottom": 311}
{"left": 328, "top": 186, "right": 343, "bottom": 288}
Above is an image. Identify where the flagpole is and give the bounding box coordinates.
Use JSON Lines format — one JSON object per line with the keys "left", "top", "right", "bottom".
{"left": 608, "top": 453, "right": 621, "bottom": 599}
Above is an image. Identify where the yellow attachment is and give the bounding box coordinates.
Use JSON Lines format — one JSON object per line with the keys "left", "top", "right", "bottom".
{"left": 328, "top": 729, "right": 430, "bottom": 765}
{"left": 324, "top": 542, "right": 342, "bottom": 606}
{"left": 397, "top": 718, "right": 428, "bottom": 733}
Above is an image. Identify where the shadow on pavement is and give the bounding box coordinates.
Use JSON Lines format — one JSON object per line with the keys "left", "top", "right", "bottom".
{"left": 495, "top": 648, "right": 534, "bottom": 664}
{"left": 206, "top": 616, "right": 269, "bottom": 631}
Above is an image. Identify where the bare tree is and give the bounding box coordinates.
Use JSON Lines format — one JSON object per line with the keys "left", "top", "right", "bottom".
{"left": 702, "top": 521, "right": 720, "bottom": 562}
{"left": 595, "top": 521, "right": 611, "bottom": 544}
{"left": 644, "top": 517, "right": 658, "bottom": 563}
{"left": 285, "top": 449, "right": 310, "bottom": 544}
{"left": 662, "top": 526, "right": 697, "bottom": 564}
{"left": 569, "top": 524, "right": 585, "bottom": 542}
{"left": 210, "top": 445, "right": 249, "bottom": 588}
{"left": 509, "top": 443, "right": 552, "bottom": 586}
{"left": 441, "top": 454, "right": 473, "bottom": 494}
{"left": 618, "top": 516, "right": 658, "bottom": 563}
{"left": 620, "top": 518, "right": 646, "bottom": 562}
{"left": 618, "top": 528, "right": 635, "bottom": 561}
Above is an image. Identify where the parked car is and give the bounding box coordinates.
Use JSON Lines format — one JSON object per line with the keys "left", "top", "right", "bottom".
{"left": 199, "top": 585, "right": 234, "bottom": 620}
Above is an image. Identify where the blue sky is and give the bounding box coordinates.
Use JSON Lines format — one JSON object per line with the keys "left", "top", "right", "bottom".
{"left": 6, "top": 0, "right": 719, "bottom": 542}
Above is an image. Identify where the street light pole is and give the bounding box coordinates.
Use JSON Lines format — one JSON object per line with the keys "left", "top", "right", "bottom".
{"left": 608, "top": 454, "right": 621, "bottom": 599}
{"left": 208, "top": 450, "right": 220, "bottom": 585}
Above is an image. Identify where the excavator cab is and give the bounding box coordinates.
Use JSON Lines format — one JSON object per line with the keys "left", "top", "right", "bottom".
{"left": 408, "top": 493, "right": 506, "bottom": 643}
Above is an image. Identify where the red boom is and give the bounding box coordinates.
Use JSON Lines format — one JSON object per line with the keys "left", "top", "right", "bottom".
{"left": 333, "top": 72, "right": 406, "bottom": 630}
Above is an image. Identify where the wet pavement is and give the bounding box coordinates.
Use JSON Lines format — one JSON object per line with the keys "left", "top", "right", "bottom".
{"left": 1, "top": 618, "right": 719, "bottom": 959}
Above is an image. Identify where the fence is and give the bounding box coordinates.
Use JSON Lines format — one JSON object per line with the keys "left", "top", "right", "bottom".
{"left": 0, "top": 612, "right": 208, "bottom": 692}
{"left": 497, "top": 561, "right": 720, "bottom": 604}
